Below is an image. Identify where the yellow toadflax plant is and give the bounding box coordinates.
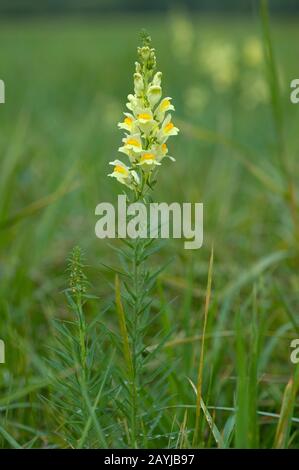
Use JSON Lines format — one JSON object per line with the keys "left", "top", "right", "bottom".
{"left": 108, "top": 31, "right": 178, "bottom": 200}
{"left": 108, "top": 32, "right": 179, "bottom": 448}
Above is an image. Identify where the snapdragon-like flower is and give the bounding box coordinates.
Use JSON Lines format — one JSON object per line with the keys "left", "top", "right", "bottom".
{"left": 108, "top": 160, "right": 140, "bottom": 189}
{"left": 108, "top": 33, "right": 179, "bottom": 197}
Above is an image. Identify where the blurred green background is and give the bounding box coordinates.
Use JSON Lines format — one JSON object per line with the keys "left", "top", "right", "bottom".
{"left": 0, "top": 0, "right": 299, "bottom": 448}
{"left": 0, "top": 0, "right": 299, "bottom": 15}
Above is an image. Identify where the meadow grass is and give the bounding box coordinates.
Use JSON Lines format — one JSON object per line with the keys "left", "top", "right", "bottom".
{"left": 0, "top": 4, "right": 299, "bottom": 448}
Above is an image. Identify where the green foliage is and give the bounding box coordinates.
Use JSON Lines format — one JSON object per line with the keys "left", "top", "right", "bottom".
{"left": 0, "top": 1, "right": 299, "bottom": 449}
{"left": 44, "top": 247, "right": 113, "bottom": 448}
{"left": 112, "top": 236, "right": 173, "bottom": 447}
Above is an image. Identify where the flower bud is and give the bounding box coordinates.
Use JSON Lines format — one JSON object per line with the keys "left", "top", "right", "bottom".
{"left": 147, "top": 85, "right": 162, "bottom": 107}
{"left": 134, "top": 73, "right": 144, "bottom": 95}
{"left": 138, "top": 46, "right": 151, "bottom": 62}
{"left": 135, "top": 61, "right": 142, "bottom": 73}
{"left": 152, "top": 71, "right": 162, "bottom": 87}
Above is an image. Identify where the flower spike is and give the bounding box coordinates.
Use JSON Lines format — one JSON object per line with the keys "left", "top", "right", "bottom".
{"left": 108, "top": 33, "right": 179, "bottom": 198}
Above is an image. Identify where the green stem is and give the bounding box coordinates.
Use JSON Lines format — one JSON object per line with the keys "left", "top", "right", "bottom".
{"left": 125, "top": 195, "right": 153, "bottom": 447}
{"left": 130, "top": 236, "right": 143, "bottom": 447}
{"left": 77, "top": 297, "right": 87, "bottom": 382}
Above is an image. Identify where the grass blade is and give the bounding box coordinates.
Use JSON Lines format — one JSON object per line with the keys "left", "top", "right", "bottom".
{"left": 188, "top": 378, "right": 224, "bottom": 448}
{"left": 115, "top": 275, "right": 133, "bottom": 377}
{"left": 193, "top": 246, "right": 214, "bottom": 446}
{"left": 0, "top": 425, "right": 22, "bottom": 449}
{"left": 274, "top": 365, "right": 299, "bottom": 448}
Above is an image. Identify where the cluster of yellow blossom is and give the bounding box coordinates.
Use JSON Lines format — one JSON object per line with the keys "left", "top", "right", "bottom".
{"left": 109, "top": 35, "right": 179, "bottom": 195}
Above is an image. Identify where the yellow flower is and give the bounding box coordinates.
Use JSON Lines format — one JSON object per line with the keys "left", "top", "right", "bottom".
{"left": 137, "top": 112, "right": 152, "bottom": 121}
{"left": 117, "top": 113, "right": 137, "bottom": 132}
{"left": 165, "top": 122, "right": 174, "bottom": 132}
{"left": 158, "top": 114, "right": 179, "bottom": 142}
{"left": 125, "top": 117, "right": 133, "bottom": 126}
{"left": 137, "top": 151, "right": 161, "bottom": 170}
{"left": 121, "top": 133, "right": 142, "bottom": 150}
{"left": 154, "top": 143, "right": 176, "bottom": 163}
{"left": 155, "top": 97, "right": 175, "bottom": 122}
{"left": 135, "top": 109, "right": 157, "bottom": 134}
{"left": 118, "top": 134, "right": 143, "bottom": 162}
{"left": 108, "top": 160, "right": 139, "bottom": 188}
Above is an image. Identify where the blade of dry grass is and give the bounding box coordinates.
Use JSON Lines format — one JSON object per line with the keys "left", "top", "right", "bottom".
{"left": 188, "top": 378, "right": 224, "bottom": 448}
{"left": 115, "top": 275, "right": 133, "bottom": 377}
{"left": 192, "top": 246, "right": 214, "bottom": 446}
{"left": 274, "top": 365, "right": 299, "bottom": 448}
